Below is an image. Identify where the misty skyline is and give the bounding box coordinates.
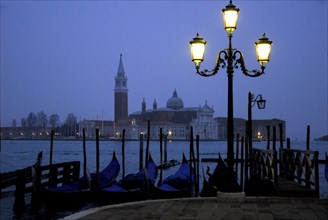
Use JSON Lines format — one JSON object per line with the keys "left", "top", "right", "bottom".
{"left": 1, "top": 1, "right": 327, "bottom": 140}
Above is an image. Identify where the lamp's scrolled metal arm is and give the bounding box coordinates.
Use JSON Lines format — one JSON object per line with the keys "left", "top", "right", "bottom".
{"left": 196, "top": 50, "right": 227, "bottom": 77}
{"left": 233, "top": 50, "right": 265, "bottom": 77}
{"left": 196, "top": 49, "right": 266, "bottom": 78}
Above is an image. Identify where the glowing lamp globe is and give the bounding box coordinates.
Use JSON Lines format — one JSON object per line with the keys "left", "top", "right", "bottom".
{"left": 255, "top": 33, "right": 273, "bottom": 67}
{"left": 189, "top": 33, "right": 207, "bottom": 68}
{"left": 222, "top": 1, "right": 239, "bottom": 34}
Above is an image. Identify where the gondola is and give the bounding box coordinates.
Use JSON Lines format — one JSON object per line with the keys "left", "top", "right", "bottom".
{"left": 200, "top": 153, "right": 241, "bottom": 197}
{"left": 152, "top": 153, "right": 194, "bottom": 199}
{"left": 200, "top": 154, "right": 227, "bottom": 197}
{"left": 98, "top": 154, "right": 158, "bottom": 204}
{"left": 157, "top": 159, "right": 180, "bottom": 170}
{"left": 38, "top": 151, "right": 120, "bottom": 208}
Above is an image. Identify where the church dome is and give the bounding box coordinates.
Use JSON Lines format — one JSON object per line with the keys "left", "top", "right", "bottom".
{"left": 166, "top": 89, "right": 184, "bottom": 110}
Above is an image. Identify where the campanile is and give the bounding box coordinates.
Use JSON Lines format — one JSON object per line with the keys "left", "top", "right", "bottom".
{"left": 114, "top": 54, "right": 128, "bottom": 122}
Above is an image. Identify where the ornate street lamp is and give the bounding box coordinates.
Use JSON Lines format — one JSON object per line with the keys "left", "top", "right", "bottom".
{"left": 189, "top": 0, "right": 272, "bottom": 171}
{"left": 248, "top": 92, "right": 266, "bottom": 151}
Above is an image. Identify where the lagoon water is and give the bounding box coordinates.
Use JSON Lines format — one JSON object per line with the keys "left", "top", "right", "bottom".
{"left": 1, "top": 139, "right": 327, "bottom": 198}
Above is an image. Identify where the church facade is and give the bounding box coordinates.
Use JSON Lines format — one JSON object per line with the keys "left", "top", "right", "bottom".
{"left": 126, "top": 89, "right": 218, "bottom": 140}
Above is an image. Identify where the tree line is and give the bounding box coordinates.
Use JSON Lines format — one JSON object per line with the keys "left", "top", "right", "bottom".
{"left": 11, "top": 111, "right": 79, "bottom": 137}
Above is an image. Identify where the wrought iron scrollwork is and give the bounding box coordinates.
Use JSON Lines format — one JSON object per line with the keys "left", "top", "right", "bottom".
{"left": 233, "top": 50, "right": 265, "bottom": 77}
{"left": 196, "top": 48, "right": 266, "bottom": 78}
{"left": 196, "top": 50, "right": 227, "bottom": 77}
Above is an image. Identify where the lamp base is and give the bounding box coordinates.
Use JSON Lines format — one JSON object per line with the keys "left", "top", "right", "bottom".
{"left": 217, "top": 191, "right": 245, "bottom": 203}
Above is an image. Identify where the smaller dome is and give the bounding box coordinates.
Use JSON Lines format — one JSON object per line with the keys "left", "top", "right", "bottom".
{"left": 166, "top": 89, "right": 184, "bottom": 110}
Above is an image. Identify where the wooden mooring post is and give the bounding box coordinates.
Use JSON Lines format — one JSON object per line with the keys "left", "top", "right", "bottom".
{"left": 279, "top": 123, "right": 284, "bottom": 171}
{"left": 279, "top": 123, "right": 284, "bottom": 149}
{"left": 240, "top": 136, "right": 244, "bottom": 191}
{"left": 189, "top": 126, "right": 194, "bottom": 196}
{"left": 164, "top": 134, "right": 168, "bottom": 163}
{"left": 266, "top": 125, "right": 270, "bottom": 150}
{"left": 158, "top": 128, "right": 163, "bottom": 186}
{"left": 160, "top": 128, "right": 163, "bottom": 169}
{"left": 83, "top": 128, "right": 87, "bottom": 176}
{"left": 50, "top": 130, "right": 54, "bottom": 165}
{"left": 306, "top": 125, "right": 310, "bottom": 151}
{"left": 195, "top": 135, "right": 200, "bottom": 197}
{"left": 272, "top": 126, "right": 276, "bottom": 151}
{"left": 287, "top": 138, "right": 291, "bottom": 149}
{"left": 139, "top": 133, "right": 144, "bottom": 170}
{"left": 245, "top": 137, "right": 249, "bottom": 189}
{"left": 235, "top": 134, "right": 240, "bottom": 180}
{"left": 145, "top": 120, "right": 150, "bottom": 166}
{"left": 121, "top": 129, "right": 126, "bottom": 179}
{"left": 95, "top": 128, "right": 100, "bottom": 189}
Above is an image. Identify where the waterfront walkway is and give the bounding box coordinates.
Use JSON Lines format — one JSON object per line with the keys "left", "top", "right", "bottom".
{"left": 62, "top": 196, "right": 328, "bottom": 220}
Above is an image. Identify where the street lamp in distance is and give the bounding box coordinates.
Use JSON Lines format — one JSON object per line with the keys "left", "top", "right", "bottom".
{"left": 248, "top": 92, "right": 266, "bottom": 151}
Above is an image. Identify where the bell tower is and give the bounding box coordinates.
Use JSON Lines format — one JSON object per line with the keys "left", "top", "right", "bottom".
{"left": 114, "top": 54, "right": 128, "bottom": 122}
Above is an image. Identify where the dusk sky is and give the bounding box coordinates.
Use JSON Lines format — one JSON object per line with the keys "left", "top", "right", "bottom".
{"left": 1, "top": 1, "right": 327, "bottom": 140}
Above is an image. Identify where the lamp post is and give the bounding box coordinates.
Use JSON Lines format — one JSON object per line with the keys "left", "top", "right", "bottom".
{"left": 248, "top": 92, "right": 266, "bottom": 151}
{"left": 189, "top": 1, "right": 272, "bottom": 171}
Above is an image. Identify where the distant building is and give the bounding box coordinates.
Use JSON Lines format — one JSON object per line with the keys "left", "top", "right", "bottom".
{"left": 215, "top": 117, "right": 286, "bottom": 141}
{"left": 78, "top": 120, "right": 115, "bottom": 138}
{"left": 127, "top": 89, "right": 218, "bottom": 140}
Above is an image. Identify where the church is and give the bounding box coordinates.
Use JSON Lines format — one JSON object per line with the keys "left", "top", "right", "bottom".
{"left": 79, "top": 55, "right": 218, "bottom": 140}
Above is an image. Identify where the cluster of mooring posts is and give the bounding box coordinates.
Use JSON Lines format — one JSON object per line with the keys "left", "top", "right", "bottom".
{"left": 0, "top": 122, "right": 325, "bottom": 214}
